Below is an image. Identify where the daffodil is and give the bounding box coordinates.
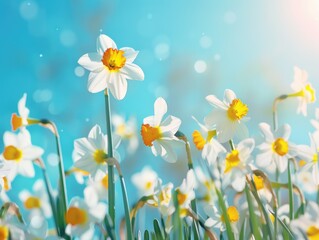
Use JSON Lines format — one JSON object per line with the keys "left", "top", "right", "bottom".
{"left": 205, "top": 203, "right": 240, "bottom": 233}
{"left": 290, "top": 66, "right": 316, "bottom": 116}
{"left": 290, "top": 201, "right": 319, "bottom": 239}
{"left": 112, "top": 114, "right": 138, "bottom": 154}
{"left": 250, "top": 174, "right": 272, "bottom": 203}
{"left": 256, "top": 122, "right": 297, "bottom": 173}
{"left": 141, "top": 97, "right": 184, "bottom": 163}
{"left": 65, "top": 197, "right": 107, "bottom": 239}
{"left": 153, "top": 179, "right": 175, "bottom": 217}
{"left": 194, "top": 167, "right": 216, "bottom": 204}
{"left": 222, "top": 138, "right": 255, "bottom": 192}
{"left": 78, "top": 34, "right": 144, "bottom": 100}
{"left": 205, "top": 89, "right": 249, "bottom": 143}
{"left": 131, "top": 166, "right": 158, "bottom": 197}
{"left": 297, "top": 133, "right": 319, "bottom": 185}
{"left": 73, "top": 124, "right": 120, "bottom": 178}
{"left": 83, "top": 169, "right": 109, "bottom": 206}
{"left": 176, "top": 169, "right": 196, "bottom": 216}
{"left": 11, "top": 93, "right": 39, "bottom": 131}
{"left": 2, "top": 129, "right": 43, "bottom": 179}
{"left": 19, "top": 179, "right": 52, "bottom": 218}
{"left": 192, "top": 117, "right": 226, "bottom": 165}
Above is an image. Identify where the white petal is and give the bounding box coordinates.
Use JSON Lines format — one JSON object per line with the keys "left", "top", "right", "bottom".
{"left": 235, "top": 123, "right": 249, "bottom": 140}
{"left": 276, "top": 124, "right": 291, "bottom": 140}
{"left": 312, "top": 164, "right": 319, "bottom": 185}
{"left": 18, "top": 160, "right": 35, "bottom": 177}
{"left": 205, "top": 95, "right": 226, "bottom": 109}
{"left": 18, "top": 93, "right": 30, "bottom": 118}
{"left": 3, "top": 131, "right": 18, "bottom": 146}
{"left": 151, "top": 141, "right": 162, "bottom": 157}
{"left": 121, "top": 47, "right": 139, "bottom": 62}
{"left": 256, "top": 151, "right": 273, "bottom": 168}
{"left": 154, "top": 98, "right": 167, "bottom": 126}
{"left": 87, "top": 70, "right": 108, "bottom": 93}
{"left": 276, "top": 156, "right": 288, "bottom": 173}
{"left": 224, "top": 89, "right": 236, "bottom": 105}
{"left": 217, "top": 121, "right": 236, "bottom": 143}
{"left": 120, "top": 63, "right": 144, "bottom": 80}
{"left": 96, "top": 34, "right": 117, "bottom": 55}
{"left": 84, "top": 186, "right": 98, "bottom": 207}
{"left": 238, "top": 138, "right": 255, "bottom": 154}
{"left": 74, "top": 138, "right": 95, "bottom": 156}
{"left": 108, "top": 74, "right": 128, "bottom": 100}
{"left": 22, "top": 146, "right": 44, "bottom": 160}
{"left": 204, "top": 109, "right": 225, "bottom": 127}
{"left": 232, "top": 175, "right": 245, "bottom": 192}
{"left": 160, "top": 116, "right": 181, "bottom": 134}
{"left": 259, "top": 122, "right": 274, "bottom": 142}
{"left": 158, "top": 140, "right": 178, "bottom": 163}
{"left": 78, "top": 53, "right": 103, "bottom": 72}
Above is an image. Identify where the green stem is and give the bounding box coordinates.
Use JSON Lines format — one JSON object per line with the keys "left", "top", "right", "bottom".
{"left": 176, "top": 131, "right": 200, "bottom": 239}
{"left": 104, "top": 89, "right": 116, "bottom": 231}
{"left": 228, "top": 140, "right": 235, "bottom": 151}
{"left": 108, "top": 158, "right": 133, "bottom": 240}
{"left": 288, "top": 160, "right": 294, "bottom": 221}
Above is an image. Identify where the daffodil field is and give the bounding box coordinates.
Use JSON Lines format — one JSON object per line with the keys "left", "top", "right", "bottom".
{"left": 2, "top": 33, "right": 319, "bottom": 240}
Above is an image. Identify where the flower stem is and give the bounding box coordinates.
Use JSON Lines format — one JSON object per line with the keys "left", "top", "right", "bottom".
{"left": 104, "top": 89, "right": 116, "bottom": 231}
{"left": 40, "top": 120, "right": 68, "bottom": 238}
{"left": 107, "top": 157, "right": 133, "bottom": 240}
{"left": 272, "top": 95, "right": 287, "bottom": 131}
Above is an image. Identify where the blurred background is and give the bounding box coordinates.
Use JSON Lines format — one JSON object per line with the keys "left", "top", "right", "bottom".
{"left": 1, "top": 0, "right": 319, "bottom": 232}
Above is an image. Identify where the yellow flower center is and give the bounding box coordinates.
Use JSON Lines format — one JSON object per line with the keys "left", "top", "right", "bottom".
{"left": 66, "top": 207, "right": 88, "bottom": 226}
{"left": 272, "top": 138, "right": 289, "bottom": 156}
{"left": 0, "top": 226, "right": 9, "bottom": 240}
{"left": 305, "top": 84, "right": 316, "bottom": 103}
{"left": 313, "top": 154, "right": 318, "bottom": 163}
{"left": 93, "top": 149, "right": 107, "bottom": 164}
{"left": 159, "top": 189, "right": 171, "bottom": 205}
{"left": 227, "top": 99, "right": 249, "bottom": 121}
{"left": 102, "top": 48, "right": 126, "bottom": 72}
{"left": 145, "top": 181, "right": 153, "bottom": 190}
{"left": 253, "top": 175, "right": 264, "bottom": 190}
{"left": 269, "top": 214, "right": 275, "bottom": 223}
{"left": 307, "top": 225, "right": 319, "bottom": 240}
{"left": 116, "top": 124, "right": 134, "bottom": 139}
{"left": 299, "top": 159, "right": 307, "bottom": 167}
{"left": 11, "top": 114, "right": 23, "bottom": 131}
{"left": 3, "top": 145, "right": 23, "bottom": 161}
{"left": 221, "top": 206, "right": 240, "bottom": 223}
{"left": 24, "top": 196, "right": 41, "bottom": 209}
{"left": 141, "top": 124, "right": 162, "bottom": 147}
{"left": 224, "top": 149, "right": 240, "bottom": 173}
{"left": 101, "top": 175, "right": 108, "bottom": 189}
{"left": 177, "top": 190, "right": 188, "bottom": 205}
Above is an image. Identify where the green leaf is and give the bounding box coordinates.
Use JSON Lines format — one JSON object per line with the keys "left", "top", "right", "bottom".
{"left": 119, "top": 175, "right": 133, "bottom": 240}
{"left": 144, "top": 230, "right": 150, "bottom": 240}
{"left": 172, "top": 191, "right": 183, "bottom": 240}
{"left": 288, "top": 160, "right": 294, "bottom": 221}
{"left": 153, "top": 219, "right": 164, "bottom": 240}
{"left": 215, "top": 188, "right": 235, "bottom": 240}
{"left": 103, "top": 213, "right": 116, "bottom": 240}
{"left": 239, "top": 218, "right": 246, "bottom": 240}
{"left": 244, "top": 184, "right": 262, "bottom": 240}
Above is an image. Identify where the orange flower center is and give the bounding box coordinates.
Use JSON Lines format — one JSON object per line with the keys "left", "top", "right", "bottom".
{"left": 220, "top": 206, "right": 240, "bottom": 223}
{"left": 101, "top": 175, "right": 109, "bottom": 189}
{"left": 224, "top": 149, "right": 240, "bottom": 173}
{"left": 0, "top": 226, "right": 9, "bottom": 240}
{"left": 141, "top": 124, "right": 162, "bottom": 147}
{"left": 66, "top": 207, "right": 88, "bottom": 226}
{"left": 253, "top": 175, "right": 264, "bottom": 190}
{"left": 227, "top": 99, "right": 248, "bottom": 121}
{"left": 3, "top": 146, "right": 23, "bottom": 161}
{"left": 102, "top": 48, "right": 126, "bottom": 71}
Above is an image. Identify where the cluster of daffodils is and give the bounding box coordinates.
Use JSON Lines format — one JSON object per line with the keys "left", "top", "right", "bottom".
{"left": 1, "top": 33, "right": 319, "bottom": 240}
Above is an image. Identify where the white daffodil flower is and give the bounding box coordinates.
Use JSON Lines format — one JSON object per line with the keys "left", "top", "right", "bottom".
{"left": 256, "top": 123, "right": 297, "bottom": 173}
{"left": 78, "top": 34, "right": 144, "bottom": 100}
{"left": 297, "top": 133, "right": 319, "bottom": 185}
{"left": 73, "top": 124, "right": 120, "bottom": 178}
{"left": 65, "top": 197, "right": 106, "bottom": 240}
{"left": 112, "top": 114, "right": 138, "bottom": 154}
{"left": 192, "top": 117, "right": 226, "bottom": 165}
{"left": 83, "top": 169, "right": 109, "bottom": 206}
{"left": 205, "top": 203, "right": 240, "bottom": 234}
{"left": 205, "top": 89, "right": 249, "bottom": 143}
{"left": 19, "top": 179, "right": 52, "bottom": 218}
{"left": 176, "top": 169, "right": 196, "bottom": 216}
{"left": 153, "top": 179, "right": 175, "bottom": 217}
{"left": 290, "top": 66, "right": 315, "bottom": 116}
{"left": 131, "top": 166, "right": 158, "bottom": 197}
{"left": 2, "top": 129, "right": 43, "bottom": 179}
{"left": 290, "top": 201, "right": 319, "bottom": 239}
{"left": 141, "top": 97, "right": 184, "bottom": 163}
{"left": 222, "top": 138, "right": 255, "bottom": 192}
{"left": 194, "top": 167, "right": 216, "bottom": 204}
